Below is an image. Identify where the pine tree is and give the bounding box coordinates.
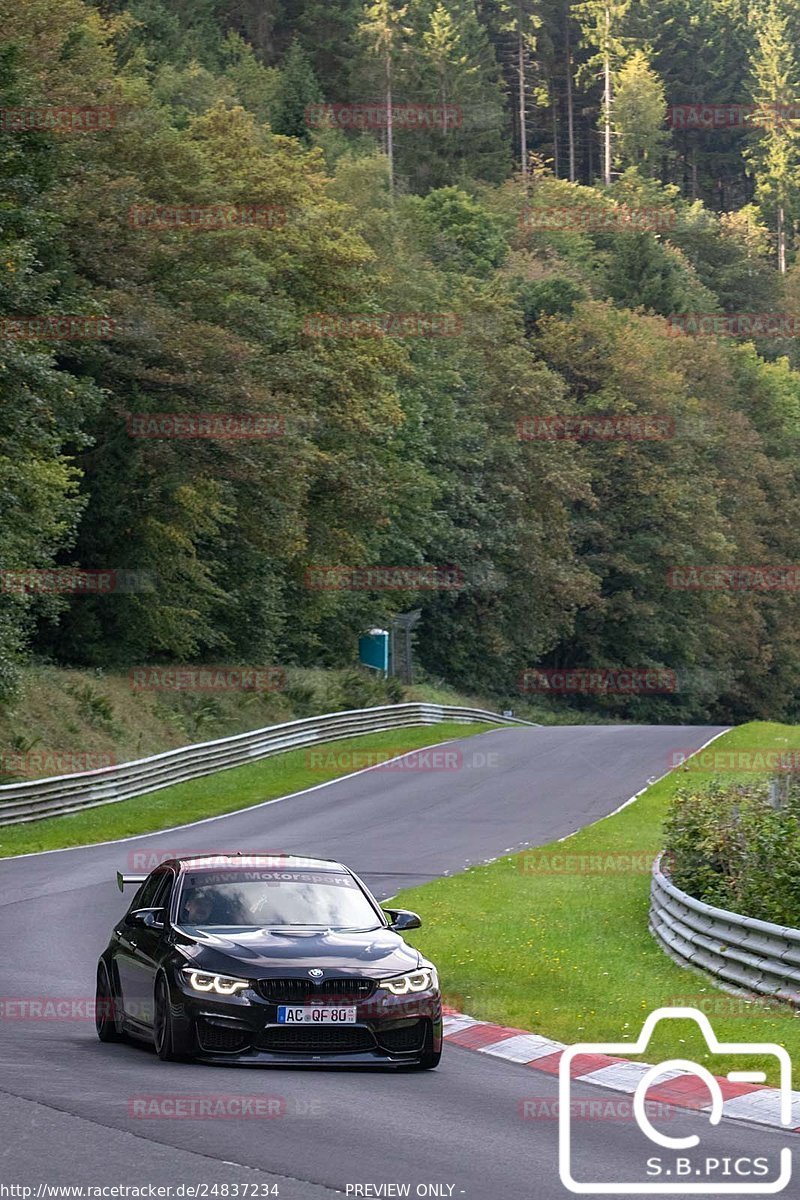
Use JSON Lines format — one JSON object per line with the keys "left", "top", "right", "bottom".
{"left": 291, "top": 0, "right": 363, "bottom": 100}
{"left": 612, "top": 50, "right": 669, "bottom": 176}
{"left": 422, "top": 2, "right": 463, "bottom": 136}
{"left": 745, "top": 0, "right": 800, "bottom": 273}
{"left": 401, "top": 0, "right": 510, "bottom": 189}
{"left": 490, "top": 0, "right": 540, "bottom": 180}
{"left": 359, "top": 0, "right": 411, "bottom": 193}
{"left": 636, "top": 0, "right": 755, "bottom": 205}
{"left": 214, "top": 0, "right": 285, "bottom": 62}
{"left": 271, "top": 38, "right": 322, "bottom": 142}
{"left": 575, "top": 0, "right": 631, "bottom": 185}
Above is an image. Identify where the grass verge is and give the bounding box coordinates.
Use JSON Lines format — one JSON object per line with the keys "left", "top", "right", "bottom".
{"left": 0, "top": 722, "right": 498, "bottom": 858}
{"left": 0, "top": 662, "right": 601, "bottom": 783}
{"left": 396, "top": 721, "right": 800, "bottom": 1086}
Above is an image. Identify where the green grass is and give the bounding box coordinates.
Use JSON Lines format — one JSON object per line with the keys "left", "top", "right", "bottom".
{"left": 396, "top": 721, "right": 800, "bottom": 1086}
{"left": 0, "top": 662, "right": 610, "bottom": 791}
{"left": 0, "top": 722, "right": 497, "bottom": 858}
{"left": 0, "top": 662, "right": 521, "bottom": 781}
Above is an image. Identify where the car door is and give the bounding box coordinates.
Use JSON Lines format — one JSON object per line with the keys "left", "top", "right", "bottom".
{"left": 114, "top": 869, "right": 173, "bottom": 1030}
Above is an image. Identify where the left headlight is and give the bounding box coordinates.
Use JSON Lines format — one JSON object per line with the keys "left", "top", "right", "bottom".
{"left": 182, "top": 968, "right": 250, "bottom": 995}
{"left": 380, "top": 967, "right": 438, "bottom": 995}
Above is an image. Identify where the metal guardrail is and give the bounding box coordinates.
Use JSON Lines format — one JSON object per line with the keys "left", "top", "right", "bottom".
{"left": 650, "top": 853, "right": 800, "bottom": 1006}
{"left": 0, "top": 702, "right": 535, "bottom": 827}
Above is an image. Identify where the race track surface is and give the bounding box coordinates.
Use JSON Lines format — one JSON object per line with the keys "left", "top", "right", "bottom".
{"left": 4, "top": 722, "right": 786, "bottom": 1200}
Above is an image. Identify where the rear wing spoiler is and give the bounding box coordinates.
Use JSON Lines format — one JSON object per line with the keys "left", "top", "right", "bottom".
{"left": 117, "top": 871, "right": 147, "bottom": 892}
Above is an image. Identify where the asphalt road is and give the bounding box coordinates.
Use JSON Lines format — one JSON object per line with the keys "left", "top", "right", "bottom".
{"left": 3, "top": 722, "right": 790, "bottom": 1199}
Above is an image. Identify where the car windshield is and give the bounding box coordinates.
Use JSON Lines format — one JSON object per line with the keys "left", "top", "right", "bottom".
{"left": 176, "top": 868, "right": 382, "bottom": 930}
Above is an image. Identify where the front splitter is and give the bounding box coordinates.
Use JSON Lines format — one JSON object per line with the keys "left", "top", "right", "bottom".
{"left": 195, "top": 1048, "right": 423, "bottom": 1067}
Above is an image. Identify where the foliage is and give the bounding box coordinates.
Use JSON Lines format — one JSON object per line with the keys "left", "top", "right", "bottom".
{"left": 270, "top": 38, "right": 321, "bottom": 142}
{"left": 744, "top": 0, "right": 800, "bottom": 271}
{"left": 663, "top": 780, "right": 800, "bottom": 926}
{"left": 0, "top": 0, "right": 799, "bottom": 727}
{"left": 612, "top": 50, "right": 669, "bottom": 174}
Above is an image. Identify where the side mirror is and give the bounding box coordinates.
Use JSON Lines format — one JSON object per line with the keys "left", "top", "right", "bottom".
{"left": 129, "top": 907, "right": 165, "bottom": 930}
{"left": 383, "top": 908, "right": 422, "bottom": 932}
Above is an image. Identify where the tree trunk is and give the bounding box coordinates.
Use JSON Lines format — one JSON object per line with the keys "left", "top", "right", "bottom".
{"left": 518, "top": 2, "right": 528, "bottom": 180}
{"left": 552, "top": 99, "right": 559, "bottom": 176}
{"left": 566, "top": 11, "right": 576, "bottom": 182}
{"left": 603, "top": 5, "right": 611, "bottom": 186}
{"left": 386, "top": 50, "right": 394, "bottom": 194}
{"left": 778, "top": 203, "right": 786, "bottom": 274}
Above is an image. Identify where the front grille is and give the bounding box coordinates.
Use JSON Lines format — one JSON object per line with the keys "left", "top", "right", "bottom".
{"left": 376, "top": 1020, "right": 427, "bottom": 1053}
{"left": 258, "top": 1025, "right": 376, "bottom": 1053}
{"left": 256, "top": 977, "right": 376, "bottom": 1004}
{"left": 196, "top": 1019, "right": 250, "bottom": 1053}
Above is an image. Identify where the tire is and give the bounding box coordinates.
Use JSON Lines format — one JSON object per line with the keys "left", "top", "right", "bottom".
{"left": 95, "top": 961, "right": 122, "bottom": 1043}
{"left": 411, "top": 1024, "right": 441, "bottom": 1070}
{"left": 413, "top": 1049, "right": 442, "bottom": 1070}
{"left": 153, "top": 973, "right": 195, "bottom": 1062}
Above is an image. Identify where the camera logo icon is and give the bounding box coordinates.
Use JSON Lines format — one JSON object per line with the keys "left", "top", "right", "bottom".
{"left": 558, "top": 1006, "right": 793, "bottom": 1194}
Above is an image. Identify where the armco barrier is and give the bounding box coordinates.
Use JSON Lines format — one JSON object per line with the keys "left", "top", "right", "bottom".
{"left": 649, "top": 853, "right": 800, "bottom": 1005}
{"left": 0, "top": 703, "right": 535, "bottom": 827}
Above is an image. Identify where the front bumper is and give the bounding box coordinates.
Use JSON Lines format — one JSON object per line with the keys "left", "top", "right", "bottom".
{"left": 170, "top": 975, "right": 443, "bottom": 1065}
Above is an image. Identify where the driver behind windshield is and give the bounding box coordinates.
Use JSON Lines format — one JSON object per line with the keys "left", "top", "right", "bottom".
{"left": 180, "top": 888, "right": 214, "bottom": 925}
{"left": 177, "top": 871, "right": 382, "bottom": 929}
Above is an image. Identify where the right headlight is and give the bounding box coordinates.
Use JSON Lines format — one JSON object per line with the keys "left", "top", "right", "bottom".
{"left": 381, "top": 967, "right": 438, "bottom": 995}
{"left": 182, "top": 968, "right": 250, "bottom": 995}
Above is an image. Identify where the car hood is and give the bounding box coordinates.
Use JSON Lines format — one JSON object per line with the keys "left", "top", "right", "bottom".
{"left": 174, "top": 925, "right": 422, "bottom": 979}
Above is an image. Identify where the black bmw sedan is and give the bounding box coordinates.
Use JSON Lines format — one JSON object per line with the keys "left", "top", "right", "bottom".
{"left": 95, "top": 853, "right": 442, "bottom": 1068}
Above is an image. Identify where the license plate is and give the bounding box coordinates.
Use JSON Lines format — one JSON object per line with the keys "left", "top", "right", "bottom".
{"left": 277, "top": 1006, "right": 357, "bottom": 1024}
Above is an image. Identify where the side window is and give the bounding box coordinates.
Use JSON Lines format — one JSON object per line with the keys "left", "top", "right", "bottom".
{"left": 151, "top": 871, "right": 174, "bottom": 914}
{"left": 127, "top": 870, "right": 171, "bottom": 917}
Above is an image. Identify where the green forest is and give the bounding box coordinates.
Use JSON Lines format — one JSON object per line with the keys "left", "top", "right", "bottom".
{"left": 2, "top": 0, "right": 800, "bottom": 724}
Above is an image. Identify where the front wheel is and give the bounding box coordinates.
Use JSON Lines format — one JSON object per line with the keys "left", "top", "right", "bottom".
{"left": 413, "top": 1049, "right": 442, "bottom": 1070}
{"left": 153, "top": 974, "right": 195, "bottom": 1062}
{"left": 95, "top": 961, "right": 122, "bottom": 1042}
{"left": 411, "top": 1024, "right": 441, "bottom": 1070}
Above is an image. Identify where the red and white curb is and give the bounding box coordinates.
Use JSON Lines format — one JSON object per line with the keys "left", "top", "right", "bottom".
{"left": 442, "top": 1009, "right": 800, "bottom": 1132}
